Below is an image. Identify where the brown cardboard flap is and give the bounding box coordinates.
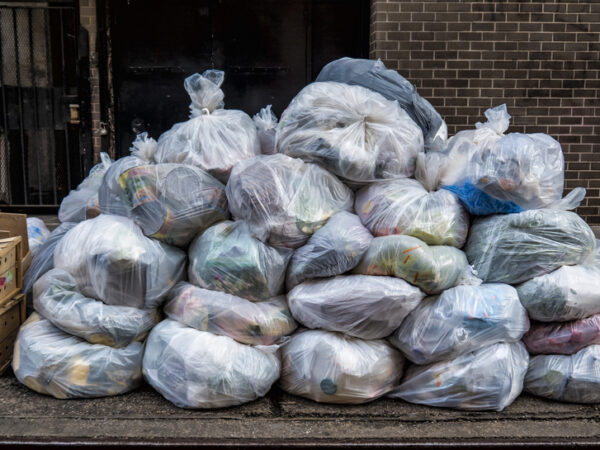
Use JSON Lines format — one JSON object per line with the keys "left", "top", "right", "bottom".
{"left": 0, "top": 213, "right": 29, "bottom": 258}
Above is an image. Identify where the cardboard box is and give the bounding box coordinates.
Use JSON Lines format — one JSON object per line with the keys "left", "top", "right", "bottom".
{"left": 0, "top": 293, "right": 25, "bottom": 375}
{"left": 0, "top": 237, "right": 22, "bottom": 304}
{"left": 0, "top": 213, "right": 31, "bottom": 274}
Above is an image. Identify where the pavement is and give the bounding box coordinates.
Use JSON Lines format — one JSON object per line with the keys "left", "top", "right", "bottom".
{"left": 1, "top": 370, "right": 600, "bottom": 448}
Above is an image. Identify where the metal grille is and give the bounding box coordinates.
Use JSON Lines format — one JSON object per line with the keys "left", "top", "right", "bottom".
{"left": 0, "top": 1, "right": 85, "bottom": 210}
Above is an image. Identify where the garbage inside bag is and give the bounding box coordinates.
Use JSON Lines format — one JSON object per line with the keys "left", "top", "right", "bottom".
{"left": 188, "top": 220, "right": 292, "bottom": 302}
{"left": 253, "top": 105, "right": 278, "bottom": 155}
{"left": 155, "top": 70, "right": 260, "bottom": 182}
{"left": 525, "top": 345, "right": 600, "bottom": 403}
{"left": 287, "top": 275, "right": 424, "bottom": 340}
{"left": 523, "top": 314, "right": 600, "bottom": 355}
{"left": 23, "top": 222, "right": 77, "bottom": 296}
{"left": 286, "top": 211, "right": 372, "bottom": 289}
{"left": 98, "top": 134, "right": 228, "bottom": 247}
{"left": 517, "top": 246, "right": 600, "bottom": 322}
{"left": 353, "top": 235, "right": 477, "bottom": 294}
{"left": 54, "top": 215, "right": 186, "bottom": 309}
{"left": 165, "top": 282, "right": 297, "bottom": 346}
{"left": 316, "top": 57, "right": 447, "bottom": 152}
{"left": 33, "top": 268, "right": 159, "bottom": 348}
{"left": 226, "top": 154, "right": 354, "bottom": 248}
{"left": 276, "top": 81, "right": 424, "bottom": 184}
{"left": 13, "top": 313, "right": 144, "bottom": 399}
{"left": 390, "top": 284, "right": 529, "bottom": 364}
{"left": 58, "top": 152, "right": 112, "bottom": 223}
{"left": 26, "top": 217, "right": 50, "bottom": 256}
{"left": 390, "top": 342, "right": 529, "bottom": 411}
{"left": 355, "top": 178, "right": 468, "bottom": 247}
{"left": 465, "top": 209, "right": 596, "bottom": 284}
{"left": 280, "top": 329, "right": 403, "bottom": 404}
{"left": 143, "top": 319, "right": 280, "bottom": 409}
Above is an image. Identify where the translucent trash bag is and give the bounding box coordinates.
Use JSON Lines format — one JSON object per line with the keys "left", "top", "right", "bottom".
{"left": 155, "top": 70, "right": 260, "bottom": 182}
{"left": 465, "top": 209, "right": 596, "bottom": 284}
{"left": 280, "top": 329, "right": 403, "bottom": 404}
{"left": 288, "top": 275, "right": 424, "bottom": 340}
{"left": 33, "top": 268, "right": 159, "bottom": 348}
{"left": 253, "top": 104, "right": 278, "bottom": 155}
{"left": 58, "top": 152, "right": 112, "bottom": 223}
{"left": 390, "top": 284, "right": 529, "bottom": 364}
{"left": 276, "top": 81, "right": 424, "bottom": 184}
{"left": 390, "top": 342, "right": 529, "bottom": 411}
{"left": 165, "top": 282, "right": 297, "bottom": 346}
{"left": 355, "top": 178, "right": 469, "bottom": 247}
{"left": 26, "top": 217, "right": 50, "bottom": 257}
{"left": 286, "top": 211, "right": 372, "bottom": 289}
{"left": 226, "top": 154, "right": 354, "bottom": 248}
{"left": 54, "top": 215, "right": 186, "bottom": 310}
{"left": 188, "top": 220, "right": 292, "bottom": 302}
{"left": 13, "top": 313, "right": 144, "bottom": 399}
{"left": 353, "top": 235, "right": 477, "bottom": 294}
{"left": 523, "top": 314, "right": 600, "bottom": 355}
{"left": 525, "top": 345, "right": 600, "bottom": 403}
{"left": 143, "top": 319, "right": 280, "bottom": 409}
{"left": 316, "top": 57, "right": 447, "bottom": 152}
{"left": 517, "top": 244, "right": 600, "bottom": 322}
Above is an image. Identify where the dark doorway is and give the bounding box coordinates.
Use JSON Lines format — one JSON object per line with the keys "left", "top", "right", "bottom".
{"left": 0, "top": 1, "right": 92, "bottom": 211}
{"left": 107, "top": 0, "right": 370, "bottom": 157}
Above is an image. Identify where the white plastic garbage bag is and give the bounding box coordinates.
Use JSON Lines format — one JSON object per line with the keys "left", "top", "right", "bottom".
{"left": 188, "top": 220, "right": 292, "bottom": 302}
{"left": 390, "top": 284, "right": 529, "bottom": 364}
{"left": 355, "top": 178, "right": 468, "bottom": 247}
{"left": 143, "top": 319, "right": 280, "bottom": 409}
{"left": 13, "top": 313, "right": 144, "bottom": 399}
{"left": 155, "top": 71, "right": 260, "bottom": 182}
{"left": 390, "top": 342, "right": 529, "bottom": 411}
{"left": 523, "top": 314, "right": 600, "bottom": 355}
{"left": 288, "top": 275, "right": 424, "bottom": 340}
{"left": 165, "top": 282, "right": 297, "bottom": 346}
{"left": 253, "top": 105, "right": 278, "bottom": 155}
{"left": 26, "top": 217, "right": 50, "bottom": 257}
{"left": 279, "top": 329, "right": 403, "bottom": 404}
{"left": 286, "top": 211, "right": 372, "bottom": 289}
{"left": 226, "top": 154, "right": 354, "bottom": 248}
{"left": 465, "top": 209, "right": 596, "bottom": 284}
{"left": 525, "top": 345, "right": 600, "bottom": 403}
{"left": 33, "top": 269, "right": 159, "bottom": 347}
{"left": 54, "top": 215, "right": 186, "bottom": 309}
{"left": 276, "top": 81, "right": 424, "bottom": 184}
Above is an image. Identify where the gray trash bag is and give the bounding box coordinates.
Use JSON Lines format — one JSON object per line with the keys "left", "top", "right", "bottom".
{"left": 525, "top": 345, "right": 600, "bottom": 403}
{"left": 12, "top": 313, "right": 144, "bottom": 399}
{"left": 353, "top": 234, "right": 478, "bottom": 294}
{"left": 517, "top": 244, "right": 600, "bottom": 322}
{"left": 390, "top": 284, "right": 529, "bottom": 364}
{"left": 288, "top": 275, "right": 424, "bottom": 340}
{"left": 253, "top": 105, "right": 278, "bottom": 155}
{"left": 142, "top": 319, "right": 280, "bottom": 409}
{"left": 355, "top": 178, "right": 469, "bottom": 247}
{"left": 390, "top": 342, "right": 529, "bottom": 411}
{"left": 226, "top": 154, "right": 354, "bottom": 248}
{"left": 154, "top": 70, "right": 260, "bottom": 182}
{"left": 286, "top": 211, "right": 372, "bottom": 289}
{"left": 523, "top": 314, "right": 600, "bottom": 356}
{"left": 23, "top": 222, "right": 77, "bottom": 296}
{"left": 280, "top": 329, "right": 404, "bottom": 404}
{"left": 58, "top": 152, "right": 112, "bottom": 223}
{"left": 188, "top": 220, "right": 292, "bottom": 302}
{"left": 276, "top": 81, "right": 424, "bottom": 185}
{"left": 54, "top": 215, "right": 186, "bottom": 310}
{"left": 316, "top": 57, "right": 447, "bottom": 152}
{"left": 465, "top": 209, "right": 596, "bottom": 284}
{"left": 165, "top": 282, "right": 297, "bottom": 346}
{"left": 33, "top": 268, "right": 159, "bottom": 348}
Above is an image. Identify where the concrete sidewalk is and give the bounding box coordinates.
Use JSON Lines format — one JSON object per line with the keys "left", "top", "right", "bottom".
{"left": 1, "top": 371, "right": 599, "bottom": 448}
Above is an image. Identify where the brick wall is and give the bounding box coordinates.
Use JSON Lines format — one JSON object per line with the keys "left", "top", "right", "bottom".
{"left": 371, "top": 0, "right": 600, "bottom": 224}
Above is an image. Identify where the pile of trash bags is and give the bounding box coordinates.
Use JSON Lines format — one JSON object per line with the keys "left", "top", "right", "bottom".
{"left": 16, "top": 58, "right": 600, "bottom": 411}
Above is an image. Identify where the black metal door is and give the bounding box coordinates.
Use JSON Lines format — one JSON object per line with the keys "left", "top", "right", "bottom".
{"left": 108, "top": 0, "right": 369, "bottom": 157}
{"left": 0, "top": 1, "right": 92, "bottom": 212}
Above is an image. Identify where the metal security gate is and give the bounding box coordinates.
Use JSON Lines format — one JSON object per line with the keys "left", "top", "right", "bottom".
{"left": 0, "top": 1, "right": 92, "bottom": 212}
